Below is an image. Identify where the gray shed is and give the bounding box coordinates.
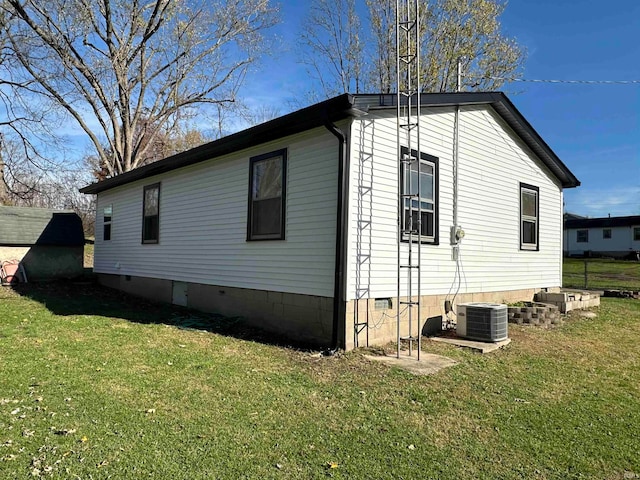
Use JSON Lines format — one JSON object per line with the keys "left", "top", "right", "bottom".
{"left": 0, "top": 206, "right": 85, "bottom": 281}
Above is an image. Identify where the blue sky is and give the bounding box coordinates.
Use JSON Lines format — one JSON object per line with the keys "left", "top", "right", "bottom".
{"left": 243, "top": 0, "right": 639, "bottom": 218}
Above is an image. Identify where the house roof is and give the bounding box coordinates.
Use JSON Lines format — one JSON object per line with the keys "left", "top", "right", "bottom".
{"left": 564, "top": 212, "right": 586, "bottom": 221}
{"left": 565, "top": 215, "right": 640, "bottom": 229}
{"left": 80, "top": 92, "right": 580, "bottom": 194}
{"left": 0, "top": 206, "right": 85, "bottom": 246}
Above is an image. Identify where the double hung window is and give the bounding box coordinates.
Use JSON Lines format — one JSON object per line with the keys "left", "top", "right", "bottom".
{"left": 400, "top": 147, "right": 438, "bottom": 243}
{"left": 520, "top": 183, "right": 539, "bottom": 250}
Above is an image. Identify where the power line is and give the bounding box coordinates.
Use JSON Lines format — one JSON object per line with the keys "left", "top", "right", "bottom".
{"left": 482, "top": 76, "right": 640, "bottom": 85}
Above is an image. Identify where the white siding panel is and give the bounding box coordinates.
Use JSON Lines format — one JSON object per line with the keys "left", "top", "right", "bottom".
{"left": 347, "top": 106, "right": 563, "bottom": 300}
{"left": 94, "top": 126, "right": 341, "bottom": 296}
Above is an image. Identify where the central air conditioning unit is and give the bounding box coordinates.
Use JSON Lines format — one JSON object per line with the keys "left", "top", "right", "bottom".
{"left": 457, "top": 303, "right": 508, "bottom": 342}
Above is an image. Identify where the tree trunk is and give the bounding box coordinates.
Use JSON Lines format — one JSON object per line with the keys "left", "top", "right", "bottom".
{"left": 0, "top": 139, "right": 9, "bottom": 205}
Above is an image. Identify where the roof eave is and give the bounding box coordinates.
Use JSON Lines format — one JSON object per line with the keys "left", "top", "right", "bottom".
{"left": 80, "top": 93, "right": 357, "bottom": 195}
{"left": 80, "top": 91, "right": 580, "bottom": 194}
{"left": 353, "top": 92, "right": 580, "bottom": 189}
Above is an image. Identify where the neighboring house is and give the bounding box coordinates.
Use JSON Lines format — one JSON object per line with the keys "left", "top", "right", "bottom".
{"left": 564, "top": 215, "right": 640, "bottom": 258}
{"left": 564, "top": 212, "right": 585, "bottom": 222}
{"left": 80, "top": 92, "right": 580, "bottom": 350}
{"left": 0, "top": 206, "right": 85, "bottom": 281}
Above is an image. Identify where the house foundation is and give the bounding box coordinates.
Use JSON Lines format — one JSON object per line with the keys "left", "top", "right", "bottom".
{"left": 345, "top": 287, "right": 560, "bottom": 350}
{"left": 97, "top": 274, "right": 561, "bottom": 351}
{"left": 96, "top": 273, "right": 334, "bottom": 347}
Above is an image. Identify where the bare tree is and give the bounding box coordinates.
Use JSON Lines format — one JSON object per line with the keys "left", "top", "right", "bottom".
{"left": 0, "top": 28, "right": 66, "bottom": 204}
{"left": 366, "top": 0, "right": 396, "bottom": 93}
{"left": 421, "top": 0, "right": 525, "bottom": 92}
{"left": 299, "top": 0, "right": 365, "bottom": 98}
{"left": 305, "top": 0, "right": 526, "bottom": 95}
{"left": 241, "top": 104, "right": 282, "bottom": 127}
{"left": 1, "top": 0, "right": 279, "bottom": 178}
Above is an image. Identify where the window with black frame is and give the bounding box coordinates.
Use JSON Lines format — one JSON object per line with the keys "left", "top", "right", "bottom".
{"left": 401, "top": 147, "right": 438, "bottom": 243}
{"left": 142, "top": 183, "right": 160, "bottom": 244}
{"left": 577, "top": 229, "right": 588, "bottom": 243}
{"left": 103, "top": 204, "right": 112, "bottom": 241}
{"left": 520, "top": 183, "right": 539, "bottom": 250}
{"left": 247, "top": 149, "right": 286, "bottom": 240}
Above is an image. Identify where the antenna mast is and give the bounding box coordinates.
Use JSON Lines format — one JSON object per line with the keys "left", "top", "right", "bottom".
{"left": 396, "top": 0, "right": 422, "bottom": 360}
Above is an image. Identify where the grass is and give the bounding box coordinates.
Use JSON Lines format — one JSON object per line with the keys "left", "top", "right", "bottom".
{"left": 1, "top": 283, "right": 640, "bottom": 479}
{"left": 564, "top": 257, "right": 640, "bottom": 290}
{"left": 83, "top": 242, "right": 94, "bottom": 269}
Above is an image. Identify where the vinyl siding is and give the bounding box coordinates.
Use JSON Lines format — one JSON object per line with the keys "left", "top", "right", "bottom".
{"left": 347, "top": 105, "right": 563, "bottom": 300}
{"left": 94, "top": 125, "right": 341, "bottom": 297}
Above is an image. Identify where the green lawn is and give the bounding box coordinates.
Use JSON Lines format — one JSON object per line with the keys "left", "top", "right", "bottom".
{"left": 1, "top": 283, "right": 639, "bottom": 479}
{"left": 564, "top": 257, "right": 640, "bottom": 290}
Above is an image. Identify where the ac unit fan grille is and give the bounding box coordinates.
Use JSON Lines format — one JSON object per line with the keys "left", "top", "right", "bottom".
{"left": 465, "top": 306, "right": 508, "bottom": 342}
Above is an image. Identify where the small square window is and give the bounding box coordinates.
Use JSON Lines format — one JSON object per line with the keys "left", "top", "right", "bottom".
{"left": 142, "top": 183, "right": 160, "bottom": 244}
{"left": 374, "top": 298, "right": 392, "bottom": 310}
{"left": 603, "top": 228, "right": 611, "bottom": 239}
{"left": 577, "top": 230, "right": 588, "bottom": 243}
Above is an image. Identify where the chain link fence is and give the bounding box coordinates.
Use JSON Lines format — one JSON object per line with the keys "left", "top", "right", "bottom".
{"left": 564, "top": 258, "right": 640, "bottom": 291}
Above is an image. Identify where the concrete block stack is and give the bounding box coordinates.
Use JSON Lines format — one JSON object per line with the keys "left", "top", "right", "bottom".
{"left": 603, "top": 290, "right": 640, "bottom": 299}
{"left": 508, "top": 302, "right": 562, "bottom": 326}
{"left": 535, "top": 291, "right": 600, "bottom": 313}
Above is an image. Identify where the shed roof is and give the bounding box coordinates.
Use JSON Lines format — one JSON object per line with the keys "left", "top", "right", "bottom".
{"left": 80, "top": 92, "right": 580, "bottom": 195}
{"left": 0, "top": 206, "right": 85, "bottom": 246}
{"left": 565, "top": 215, "right": 640, "bottom": 229}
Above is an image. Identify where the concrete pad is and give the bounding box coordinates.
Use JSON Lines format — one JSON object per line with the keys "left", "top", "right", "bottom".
{"left": 363, "top": 351, "right": 457, "bottom": 375}
{"left": 430, "top": 336, "right": 511, "bottom": 353}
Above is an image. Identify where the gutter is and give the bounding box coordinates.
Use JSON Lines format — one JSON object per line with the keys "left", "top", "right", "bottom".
{"left": 324, "top": 120, "right": 350, "bottom": 353}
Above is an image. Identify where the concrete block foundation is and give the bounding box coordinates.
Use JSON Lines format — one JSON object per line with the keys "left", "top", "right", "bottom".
{"left": 96, "top": 274, "right": 565, "bottom": 351}
{"left": 345, "top": 287, "right": 555, "bottom": 350}
{"left": 97, "top": 273, "right": 334, "bottom": 347}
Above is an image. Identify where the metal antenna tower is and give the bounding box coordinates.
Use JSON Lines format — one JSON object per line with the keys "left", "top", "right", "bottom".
{"left": 396, "top": 0, "right": 422, "bottom": 360}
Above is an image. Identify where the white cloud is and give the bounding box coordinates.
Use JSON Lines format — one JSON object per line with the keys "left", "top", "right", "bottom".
{"left": 565, "top": 185, "right": 640, "bottom": 217}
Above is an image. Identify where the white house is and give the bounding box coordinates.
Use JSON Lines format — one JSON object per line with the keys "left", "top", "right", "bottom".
{"left": 81, "top": 92, "right": 580, "bottom": 350}
{"left": 564, "top": 215, "right": 640, "bottom": 258}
